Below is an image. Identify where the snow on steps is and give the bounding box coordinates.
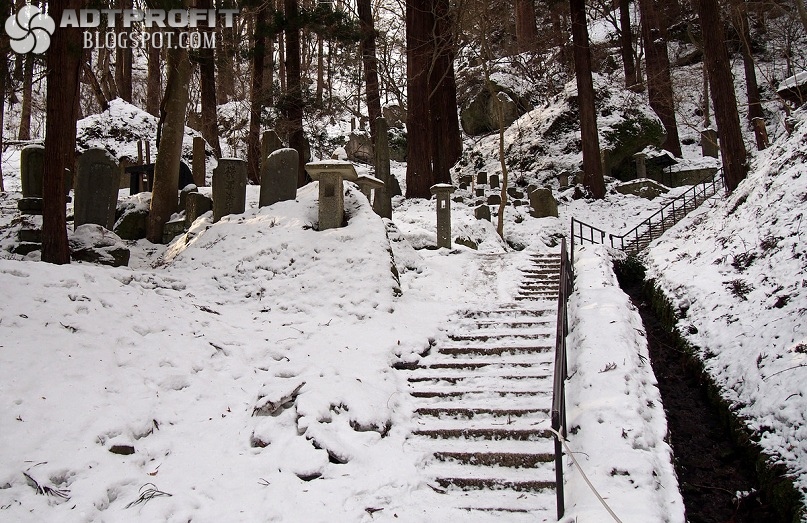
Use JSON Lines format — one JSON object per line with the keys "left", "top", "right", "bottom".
{"left": 403, "top": 252, "right": 561, "bottom": 519}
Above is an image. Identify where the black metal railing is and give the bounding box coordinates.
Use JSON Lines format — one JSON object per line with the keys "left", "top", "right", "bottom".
{"left": 552, "top": 237, "right": 573, "bottom": 519}
{"left": 571, "top": 169, "right": 724, "bottom": 256}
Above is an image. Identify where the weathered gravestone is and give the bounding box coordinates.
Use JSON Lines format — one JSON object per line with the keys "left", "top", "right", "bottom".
{"left": 304, "top": 160, "right": 358, "bottom": 230}
{"left": 18, "top": 145, "right": 45, "bottom": 215}
{"left": 212, "top": 158, "right": 248, "bottom": 223}
{"left": 75, "top": 148, "right": 120, "bottom": 230}
{"left": 489, "top": 174, "right": 500, "bottom": 189}
{"left": 476, "top": 171, "right": 488, "bottom": 186}
{"left": 634, "top": 152, "right": 647, "bottom": 179}
{"left": 259, "top": 148, "right": 298, "bottom": 207}
{"left": 529, "top": 187, "right": 559, "bottom": 218}
{"left": 701, "top": 128, "right": 719, "bottom": 158}
{"left": 474, "top": 204, "right": 491, "bottom": 222}
{"left": 430, "top": 184, "right": 456, "bottom": 249}
{"left": 185, "top": 192, "right": 214, "bottom": 228}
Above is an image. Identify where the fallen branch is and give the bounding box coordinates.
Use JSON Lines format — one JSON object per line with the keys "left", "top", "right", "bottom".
{"left": 125, "top": 483, "right": 172, "bottom": 508}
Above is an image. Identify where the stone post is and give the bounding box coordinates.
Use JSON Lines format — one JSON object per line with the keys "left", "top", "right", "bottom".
{"left": 259, "top": 148, "right": 299, "bottom": 207}
{"left": 305, "top": 161, "right": 359, "bottom": 230}
{"left": 192, "top": 136, "right": 206, "bottom": 187}
{"left": 701, "top": 128, "right": 719, "bottom": 158}
{"left": 372, "top": 117, "right": 393, "bottom": 219}
{"left": 430, "top": 184, "right": 456, "bottom": 249}
{"left": 634, "top": 152, "right": 647, "bottom": 179}
{"left": 212, "top": 158, "right": 248, "bottom": 222}
{"left": 75, "top": 148, "right": 120, "bottom": 230}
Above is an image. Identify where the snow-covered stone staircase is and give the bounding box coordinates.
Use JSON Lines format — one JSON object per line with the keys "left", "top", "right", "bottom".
{"left": 404, "top": 252, "right": 561, "bottom": 519}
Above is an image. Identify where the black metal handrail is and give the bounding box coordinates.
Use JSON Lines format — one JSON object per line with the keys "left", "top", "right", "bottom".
{"left": 552, "top": 237, "right": 573, "bottom": 519}
{"left": 571, "top": 169, "right": 724, "bottom": 256}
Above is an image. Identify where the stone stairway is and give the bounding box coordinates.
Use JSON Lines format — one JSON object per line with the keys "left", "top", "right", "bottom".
{"left": 403, "top": 252, "right": 561, "bottom": 519}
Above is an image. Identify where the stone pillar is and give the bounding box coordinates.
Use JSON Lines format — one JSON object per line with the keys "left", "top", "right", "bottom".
{"left": 634, "top": 152, "right": 647, "bottom": 179}
{"left": 372, "top": 117, "right": 393, "bottom": 219}
{"left": 701, "top": 128, "right": 719, "bottom": 158}
{"left": 75, "top": 148, "right": 120, "bottom": 230}
{"left": 752, "top": 117, "right": 769, "bottom": 151}
{"left": 430, "top": 184, "right": 456, "bottom": 249}
{"left": 212, "top": 158, "right": 248, "bottom": 222}
{"left": 356, "top": 174, "right": 384, "bottom": 202}
{"left": 18, "top": 145, "right": 45, "bottom": 215}
{"left": 192, "top": 136, "right": 206, "bottom": 187}
{"left": 305, "top": 161, "right": 358, "bottom": 230}
{"left": 259, "top": 148, "right": 299, "bottom": 207}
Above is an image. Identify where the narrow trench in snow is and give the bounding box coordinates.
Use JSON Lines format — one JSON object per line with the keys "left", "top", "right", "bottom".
{"left": 614, "top": 267, "right": 782, "bottom": 523}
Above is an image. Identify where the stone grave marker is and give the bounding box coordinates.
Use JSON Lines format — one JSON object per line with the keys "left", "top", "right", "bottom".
{"left": 212, "top": 158, "right": 248, "bottom": 222}
{"left": 476, "top": 171, "right": 488, "bottom": 186}
{"left": 701, "top": 128, "right": 719, "bottom": 158}
{"left": 185, "top": 192, "right": 213, "bottom": 228}
{"left": 489, "top": 174, "right": 500, "bottom": 189}
{"left": 634, "top": 152, "right": 647, "bottom": 179}
{"left": 259, "top": 148, "right": 298, "bottom": 207}
{"left": 474, "top": 204, "right": 491, "bottom": 222}
{"left": 75, "top": 148, "right": 120, "bottom": 230}
{"left": 18, "top": 145, "right": 45, "bottom": 215}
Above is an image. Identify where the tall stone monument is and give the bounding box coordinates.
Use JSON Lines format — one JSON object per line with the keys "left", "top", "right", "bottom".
{"left": 75, "top": 148, "right": 120, "bottom": 230}
{"left": 212, "top": 158, "right": 248, "bottom": 222}
{"left": 259, "top": 148, "right": 298, "bottom": 207}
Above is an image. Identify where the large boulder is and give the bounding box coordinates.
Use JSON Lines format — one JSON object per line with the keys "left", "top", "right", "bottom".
{"left": 114, "top": 193, "right": 151, "bottom": 241}
{"left": 460, "top": 80, "right": 532, "bottom": 136}
{"left": 69, "top": 224, "right": 130, "bottom": 267}
{"left": 344, "top": 131, "right": 373, "bottom": 164}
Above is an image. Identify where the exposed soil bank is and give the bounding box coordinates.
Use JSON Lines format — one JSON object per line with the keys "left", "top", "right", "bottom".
{"left": 613, "top": 260, "right": 789, "bottom": 523}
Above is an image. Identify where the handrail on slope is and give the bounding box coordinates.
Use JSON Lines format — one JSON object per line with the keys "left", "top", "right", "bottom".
{"left": 552, "top": 237, "right": 573, "bottom": 519}
{"left": 570, "top": 169, "right": 725, "bottom": 256}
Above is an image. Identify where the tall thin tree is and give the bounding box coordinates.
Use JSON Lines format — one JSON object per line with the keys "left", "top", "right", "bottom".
{"left": 619, "top": 0, "right": 639, "bottom": 88}
{"left": 637, "top": 0, "right": 682, "bottom": 156}
{"left": 569, "top": 0, "right": 605, "bottom": 199}
{"left": 515, "top": 0, "right": 537, "bottom": 52}
{"left": 248, "top": 2, "right": 269, "bottom": 184}
{"left": 284, "top": 0, "right": 307, "bottom": 186}
{"left": 695, "top": 0, "right": 748, "bottom": 192}
{"left": 42, "top": 0, "right": 84, "bottom": 264}
{"left": 358, "top": 0, "right": 382, "bottom": 146}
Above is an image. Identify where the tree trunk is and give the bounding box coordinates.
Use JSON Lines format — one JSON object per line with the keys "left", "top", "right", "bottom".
{"left": 147, "top": 45, "right": 192, "bottom": 243}
{"left": 695, "top": 0, "right": 748, "bottom": 192}
{"left": 216, "top": 0, "right": 236, "bottom": 104}
{"left": 429, "top": 0, "right": 461, "bottom": 184}
{"left": 146, "top": 27, "right": 162, "bottom": 117}
{"left": 0, "top": 1, "right": 7, "bottom": 192}
{"left": 42, "top": 0, "right": 84, "bottom": 264}
{"left": 515, "top": 0, "right": 537, "bottom": 53}
{"left": 358, "top": 0, "right": 382, "bottom": 146}
{"left": 248, "top": 5, "right": 267, "bottom": 184}
{"left": 315, "top": 36, "right": 324, "bottom": 106}
{"left": 284, "top": 0, "right": 307, "bottom": 186}
{"left": 18, "top": 53, "right": 33, "bottom": 140}
{"left": 198, "top": 0, "right": 221, "bottom": 158}
{"left": 405, "top": 0, "right": 434, "bottom": 198}
{"left": 619, "top": 0, "right": 638, "bottom": 88}
{"left": 731, "top": 1, "right": 763, "bottom": 124}
{"left": 115, "top": 0, "right": 133, "bottom": 102}
{"left": 569, "top": 0, "right": 605, "bottom": 199}
{"left": 638, "top": 0, "right": 682, "bottom": 156}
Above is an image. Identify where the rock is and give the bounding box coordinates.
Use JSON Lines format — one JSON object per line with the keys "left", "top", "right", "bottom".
{"left": 474, "top": 204, "right": 491, "bottom": 221}
{"left": 382, "top": 104, "right": 406, "bottom": 128}
{"left": 344, "top": 131, "right": 373, "bottom": 164}
{"left": 615, "top": 179, "right": 670, "bottom": 200}
{"left": 69, "top": 224, "right": 131, "bottom": 267}
{"left": 455, "top": 236, "right": 478, "bottom": 250}
{"left": 162, "top": 218, "right": 187, "bottom": 244}
{"left": 487, "top": 194, "right": 501, "bottom": 205}
{"left": 109, "top": 444, "right": 135, "bottom": 455}
{"left": 529, "top": 188, "right": 559, "bottom": 218}
{"left": 114, "top": 207, "right": 149, "bottom": 241}
{"left": 460, "top": 81, "right": 532, "bottom": 136}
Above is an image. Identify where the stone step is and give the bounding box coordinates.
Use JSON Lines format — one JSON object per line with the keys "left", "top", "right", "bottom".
{"left": 409, "top": 376, "right": 550, "bottom": 394}
{"left": 447, "top": 332, "right": 552, "bottom": 342}
{"left": 412, "top": 411, "right": 551, "bottom": 430}
{"left": 434, "top": 489, "right": 557, "bottom": 517}
{"left": 435, "top": 345, "right": 553, "bottom": 356}
{"left": 464, "top": 319, "right": 554, "bottom": 329}
{"left": 449, "top": 326, "right": 554, "bottom": 338}
{"left": 411, "top": 392, "right": 551, "bottom": 410}
{"left": 415, "top": 407, "right": 550, "bottom": 419}
{"left": 410, "top": 389, "right": 550, "bottom": 399}
{"left": 414, "top": 427, "right": 553, "bottom": 441}
{"left": 436, "top": 477, "right": 555, "bottom": 492}
{"left": 433, "top": 451, "right": 555, "bottom": 468}
{"left": 410, "top": 434, "right": 555, "bottom": 454}
{"left": 408, "top": 365, "right": 552, "bottom": 380}
{"left": 420, "top": 352, "right": 554, "bottom": 367}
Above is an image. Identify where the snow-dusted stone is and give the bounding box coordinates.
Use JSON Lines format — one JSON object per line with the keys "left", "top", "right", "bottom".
{"left": 69, "top": 224, "right": 130, "bottom": 267}
{"left": 529, "top": 188, "right": 558, "bottom": 218}
{"left": 474, "top": 204, "right": 491, "bottom": 222}
{"left": 701, "top": 128, "right": 719, "bottom": 158}
{"left": 305, "top": 160, "right": 358, "bottom": 230}
{"left": 212, "top": 158, "right": 247, "bottom": 223}
{"left": 476, "top": 171, "right": 488, "bottom": 185}
{"left": 344, "top": 130, "right": 373, "bottom": 163}
{"left": 634, "top": 152, "right": 648, "bottom": 178}
{"left": 179, "top": 184, "right": 198, "bottom": 211}
{"left": 259, "top": 148, "right": 298, "bottom": 208}
{"left": 185, "top": 192, "right": 213, "bottom": 227}
{"left": 430, "top": 183, "right": 456, "bottom": 249}
{"left": 355, "top": 173, "right": 384, "bottom": 202}
{"left": 114, "top": 199, "right": 149, "bottom": 241}
{"left": 75, "top": 148, "right": 120, "bottom": 231}
{"left": 615, "top": 179, "right": 669, "bottom": 200}
{"left": 489, "top": 173, "right": 500, "bottom": 189}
